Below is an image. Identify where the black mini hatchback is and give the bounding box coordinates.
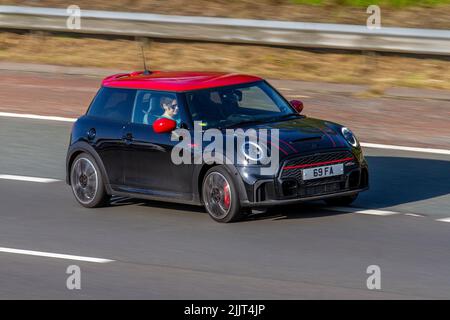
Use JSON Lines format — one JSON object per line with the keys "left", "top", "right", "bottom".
{"left": 66, "top": 71, "right": 369, "bottom": 222}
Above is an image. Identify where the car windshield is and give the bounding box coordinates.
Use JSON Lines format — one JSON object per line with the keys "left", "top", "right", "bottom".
{"left": 185, "top": 81, "right": 295, "bottom": 129}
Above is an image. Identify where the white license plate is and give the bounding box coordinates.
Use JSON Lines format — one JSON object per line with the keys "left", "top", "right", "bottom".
{"left": 302, "top": 163, "right": 344, "bottom": 181}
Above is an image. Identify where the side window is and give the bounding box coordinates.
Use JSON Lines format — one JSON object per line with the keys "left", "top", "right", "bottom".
{"left": 88, "top": 87, "right": 136, "bottom": 122}
{"left": 131, "top": 90, "right": 180, "bottom": 126}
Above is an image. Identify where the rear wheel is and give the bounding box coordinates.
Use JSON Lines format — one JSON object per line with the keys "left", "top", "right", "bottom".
{"left": 202, "top": 166, "right": 243, "bottom": 223}
{"left": 324, "top": 193, "right": 358, "bottom": 206}
{"left": 70, "top": 153, "right": 110, "bottom": 208}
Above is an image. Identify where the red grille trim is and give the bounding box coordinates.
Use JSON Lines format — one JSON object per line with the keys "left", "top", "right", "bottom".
{"left": 283, "top": 157, "right": 354, "bottom": 170}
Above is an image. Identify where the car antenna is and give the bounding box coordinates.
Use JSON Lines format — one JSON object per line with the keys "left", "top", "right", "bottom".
{"left": 140, "top": 44, "right": 151, "bottom": 75}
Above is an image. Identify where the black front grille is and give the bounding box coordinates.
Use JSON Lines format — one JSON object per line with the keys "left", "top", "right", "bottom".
{"left": 298, "top": 182, "right": 341, "bottom": 197}
{"left": 277, "top": 150, "right": 357, "bottom": 198}
{"left": 303, "top": 175, "right": 344, "bottom": 186}
{"left": 281, "top": 151, "right": 353, "bottom": 180}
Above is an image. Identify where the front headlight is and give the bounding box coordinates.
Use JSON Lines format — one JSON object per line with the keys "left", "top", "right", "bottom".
{"left": 341, "top": 127, "right": 359, "bottom": 147}
{"left": 241, "top": 141, "right": 265, "bottom": 162}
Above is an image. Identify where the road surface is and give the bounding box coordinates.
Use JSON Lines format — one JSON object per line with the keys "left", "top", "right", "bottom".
{"left": 0, "top": 117, "right": 449, "bottom": 299}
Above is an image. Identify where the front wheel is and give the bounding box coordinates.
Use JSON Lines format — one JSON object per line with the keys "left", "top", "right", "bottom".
{"left": 70, "top": 152, "right": 110, "bottom": 208}
{"left": 202, "top": 166, "right": 243, "bottom": 223}
{"left": 324, "top": 193, "right": 358, "bottom": 206}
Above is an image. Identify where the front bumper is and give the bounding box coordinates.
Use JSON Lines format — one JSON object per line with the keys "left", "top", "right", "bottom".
{"left": 237, "top": 148, "right": 369, "bottom": 207}
{"left": 241, "top": 187, "right": 368, "bottom": 207}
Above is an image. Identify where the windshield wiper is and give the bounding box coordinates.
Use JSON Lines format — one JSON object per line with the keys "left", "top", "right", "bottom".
{"left": 223, "top": 114, "right": 301, "bottom": 129}
{"left": 224, "top": 119, "right": 268, "bottom": 129}
{"left": 272, "top": 113, "right": 302, "bottom": 122}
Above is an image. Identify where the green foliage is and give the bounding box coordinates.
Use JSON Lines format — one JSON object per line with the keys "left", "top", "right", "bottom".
{"left": 291, "top": 0, "right": 450, "bottom": 7}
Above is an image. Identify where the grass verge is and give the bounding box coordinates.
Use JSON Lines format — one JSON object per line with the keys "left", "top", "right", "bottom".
{"left": 0, "top": 32, "right": 449, "bottom": 90}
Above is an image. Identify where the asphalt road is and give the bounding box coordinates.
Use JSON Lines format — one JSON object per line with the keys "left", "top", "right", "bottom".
{"left": 0, "top": 117, "right": 450, "bottom": 299}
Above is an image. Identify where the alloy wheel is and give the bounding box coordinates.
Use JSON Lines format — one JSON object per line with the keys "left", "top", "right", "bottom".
{"left": 203, "top": 172, "right": 232, "bottom": 219}
{"left": 71, "top": 157, "right": 98, "bottom": 205}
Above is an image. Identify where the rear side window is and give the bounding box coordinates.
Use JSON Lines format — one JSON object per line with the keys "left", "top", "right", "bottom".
{"left": 88, "top": 87, "right": 136, "bottom": 122}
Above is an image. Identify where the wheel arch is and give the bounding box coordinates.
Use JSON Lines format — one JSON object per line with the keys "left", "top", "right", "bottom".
{"left": 193, "top": 162, "right": 249, "bottom": 205}
{"left": 66, "top": 142, "right": 113, "bottom": 194}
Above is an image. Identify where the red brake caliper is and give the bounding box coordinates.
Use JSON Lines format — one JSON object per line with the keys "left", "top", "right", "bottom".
{"left": 223, "top": 183, "right": 231, "bottom": 208}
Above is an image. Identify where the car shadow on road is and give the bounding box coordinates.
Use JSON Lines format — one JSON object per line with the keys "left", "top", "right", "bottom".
{"left": 356, "top": 155, "right": 450, "bottom": 208}
{"left": 109, "top": 155, "right": 450, "bottom": 222}
{"left": 245, "top": 204, "right": 348, "bottom": 222}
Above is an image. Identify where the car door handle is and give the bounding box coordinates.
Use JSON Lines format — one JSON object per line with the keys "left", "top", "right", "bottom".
{"left": 123, "top": 132, "right": 133, "bottom": 143}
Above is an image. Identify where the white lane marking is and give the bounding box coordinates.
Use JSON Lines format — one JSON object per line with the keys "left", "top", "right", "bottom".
{"left": 436, "top": 218, "right": 450, "bottom": 223}
{"left": 404, "top": 213, "right": 425, "bottom": 217}
{"left": 0, "top": 112, "right": 76, "bottom": 122}
{"left": 361, "top": 142, "right": 450, "bottom": 156}
{"left": 357, "top": 209, "right": 400, "bottom": 216}
{"left": 1, "top": 112, "right": 450, "bottom": 156}
{"left": 0, "top": 247, "right": 114, "bottom": 263}
{"left": 287, "top": 94, "right": 310, "bottom": 98}
{"left": 0, "top": 175, "right": 60, "bottom": 183}
{"left": 328, "top": 206, "right": 400, "bottom": 216}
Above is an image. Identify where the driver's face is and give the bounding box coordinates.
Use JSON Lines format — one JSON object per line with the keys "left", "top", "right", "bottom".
{"left": 163, "top": 99, "right": 179, "bottom": 117}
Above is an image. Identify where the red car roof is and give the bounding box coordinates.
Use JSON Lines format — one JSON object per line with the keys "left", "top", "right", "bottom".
{"left": 102, "top": 71, "right": 263, "bottom": 92}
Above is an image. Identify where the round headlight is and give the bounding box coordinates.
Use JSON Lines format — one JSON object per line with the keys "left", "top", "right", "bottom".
{"left": 241, "top": 141, "right": 265, "bottom": 162}
{"left": 341, "top": 127, "right": 359, "bottom": 147}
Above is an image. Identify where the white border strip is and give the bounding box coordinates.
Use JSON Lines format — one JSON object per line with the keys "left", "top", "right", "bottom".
{"left": 0, "top": 112, "right": 76, "bottom": 122}
{"left": 436, "top": 218, "right": 450, "bottom": 223}
{"left": 0, "top": 174, "right": 60, "bottom": 183}
{"left": 0, "top": 247, "right": 114, "bottom": 263}
{"left": 1, "top": 111, "right": 450, "bottom": 155}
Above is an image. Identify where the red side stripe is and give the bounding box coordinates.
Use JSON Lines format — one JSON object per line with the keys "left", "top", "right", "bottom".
{"left": 269, "top": 141, "right": 289, "bottom": 156}
{"left": 257, "top": 136, "right": 289, "bottom": 156}
{"left": 283, "top": 157, "right": 354, "bottom": 170}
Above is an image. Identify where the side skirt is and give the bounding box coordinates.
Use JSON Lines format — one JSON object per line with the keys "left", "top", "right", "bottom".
{"left": 109, "top": 185, "right": 202, "bottom": 206}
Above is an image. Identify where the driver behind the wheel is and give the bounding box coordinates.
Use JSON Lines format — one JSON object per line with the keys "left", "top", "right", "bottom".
{"left": 158, "top": 96, "right": 181, "bottom": 126}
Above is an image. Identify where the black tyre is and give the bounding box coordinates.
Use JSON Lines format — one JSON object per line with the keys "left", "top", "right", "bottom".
{"left": 324, "top": 193, "right": 358, "bottom": 206}
{"left": 202, "top": 166, "right": 243, "bottom": 223}
{"left": 70, "top": 152, "right": 110, "bottom": 208}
